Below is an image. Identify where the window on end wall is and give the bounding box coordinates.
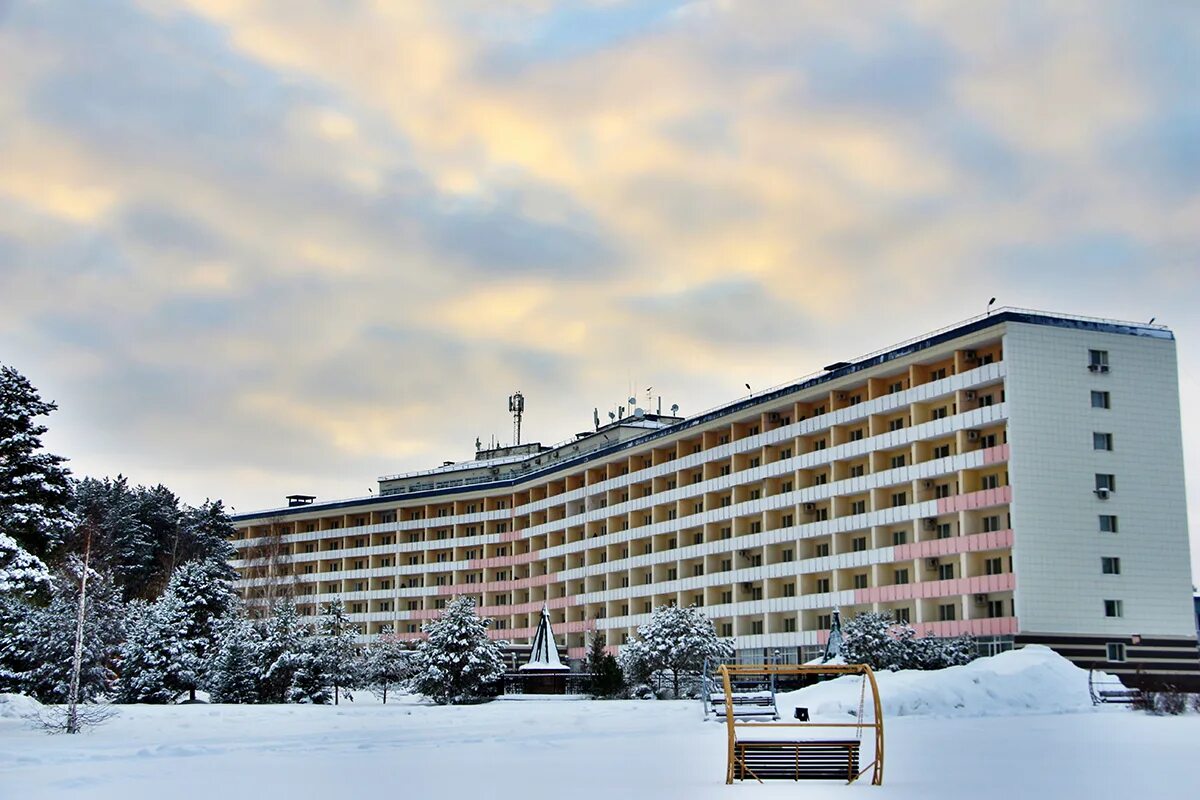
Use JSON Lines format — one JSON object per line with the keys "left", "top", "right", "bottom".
{"left": 1088, "top": 349, "right": 1109, "bottom": 371}
{"left": 1095, "top": 474, "right": 1116, "bottom": 493}
{"left": 1101, "top": 557, "right": 1121, "bottom": 575}
{"left": 1093, "top": 432, "right": 1114, "bottom": 451}
{"left": 1091, "top": 390, "right": 1111, "bottom": 409}
{"left": 1099, "top": 515, "right": 1119, "bottom": 533}
{"left": 1106, "top": 642, "right": 1127, "bottom": 662}
{"left": 1104, "top": 599, "right": 1124, "bottom": 618}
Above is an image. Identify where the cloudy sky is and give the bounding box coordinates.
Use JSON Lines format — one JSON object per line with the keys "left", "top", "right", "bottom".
{"left": 1, "top": 1, "right": 1198, "bottom": 572}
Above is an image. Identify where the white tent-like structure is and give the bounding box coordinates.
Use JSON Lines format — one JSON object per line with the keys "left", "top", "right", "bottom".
{"left": 519, "top": 605, "right": 569, "bottom": 673}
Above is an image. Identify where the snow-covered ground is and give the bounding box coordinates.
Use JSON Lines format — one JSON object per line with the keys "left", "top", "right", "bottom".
{"left": 1, "top": 647, "right": 1197, "bottom": 800}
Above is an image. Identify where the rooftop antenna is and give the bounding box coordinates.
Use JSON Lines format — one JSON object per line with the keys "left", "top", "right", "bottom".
{"left": 671, "top": 403, "right": 679, "bottom": 415}
{"left": 986, "top": 297, "right": 997, "bottom": 316}
{"left": 508, "top": 391, "right": 525, "bottom": 446}
{"left": 1148, "top": 317, "right": 1156, "bottom": 325}
{"left": 593, "top": 408, "right": 600, "bottom": 431}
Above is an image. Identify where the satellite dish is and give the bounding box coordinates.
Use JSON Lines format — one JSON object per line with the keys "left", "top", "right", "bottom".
{"left": 670, "top": 403, "right": 679, "bottom": 415}
{"left": 608, "top": 411, "right": 616, "bottom": 421}
{"left": 634, "top": 407, "right": 645, "bottom": 419}
{"left": 628, "top": 396, "right": 637, "bottom": 405}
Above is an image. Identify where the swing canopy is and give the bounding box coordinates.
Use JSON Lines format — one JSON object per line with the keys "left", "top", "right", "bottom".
{"left": 717, "top": 663, "right": 884, "bottom": 786}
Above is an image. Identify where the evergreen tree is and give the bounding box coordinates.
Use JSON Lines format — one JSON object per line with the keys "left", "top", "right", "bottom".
{"left": 584, "top": 632, "right": 624, "bottom": 698}
{"left": 166, "top": 557, "right": 240, "bottom": 699}
{"left": 410, "top": 596, "right": 506, "bottom": 705}
{"left": 114, "top": 592, "right": 197, "bottom": 704}
{"left": 619, "top": 604, "right": 732, "bottom": 698}
{"left": 287, "top": 634, "right": 332, "bottom": 704}
{"left": 72, "top": 477, "right": 155, "bottom": 599}
{"left": 316, "top": 600, "right": 361, "bottom": 705}
{"left": 207, "top": 615, "right": 261, "bottom": 704}
{"left": 0, "top": 531, "right": 50, "bottom": 598}
{"left": 364, "top": 631, "right": 413, "bottom": 703}
{"left": 177, "top": 500, "right": 237, "bottom": 566}
{"left": 7, "top": 560, "right": 125, "bottom": 703}
{"left": 841, "top": 610, "right": 978, "bottom": 671}
{"left": 0, "top": 364, "right": 74, "bottom": 559}
{"left": 257, "top": 598, "right": 305, "bottom": 703}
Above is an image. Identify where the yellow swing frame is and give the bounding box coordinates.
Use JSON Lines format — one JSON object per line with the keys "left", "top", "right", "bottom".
{"left": 719, "top": 663, "right": 884, "bottom": 786}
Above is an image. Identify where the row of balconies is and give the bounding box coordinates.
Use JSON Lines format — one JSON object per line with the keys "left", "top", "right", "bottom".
{"left": 232, "top": 358, "right": 1005, "bottom": 542}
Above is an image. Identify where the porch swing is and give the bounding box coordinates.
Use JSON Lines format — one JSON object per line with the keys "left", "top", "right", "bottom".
{"left": 718, "top": 663, "right": 884, "bottom": 785}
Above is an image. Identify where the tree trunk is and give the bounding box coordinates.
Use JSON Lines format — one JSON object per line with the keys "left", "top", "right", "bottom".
{"left": 67, "top": 532, "right": 92, "bottom": 734}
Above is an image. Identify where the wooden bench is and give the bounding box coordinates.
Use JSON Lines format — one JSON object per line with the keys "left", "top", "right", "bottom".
{"left": 1097, "top": 689, "right": 1141, "bottom": 704}
{"left": 711, "top": 692, "right": 778, "bottom": 720}
{"left": 733, "top": 739, "right": 861, "bottom": 782}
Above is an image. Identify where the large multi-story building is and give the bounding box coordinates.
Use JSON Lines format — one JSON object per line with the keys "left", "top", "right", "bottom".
{"left": 229, "top": 309, "right": 1199, "bottom": 686}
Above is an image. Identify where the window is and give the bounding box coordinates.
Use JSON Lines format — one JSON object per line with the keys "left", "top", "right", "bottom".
{"left": 894, "top": 568, "right": 909, "bottom": 585}
{"left": 890, "top": 454, "right": 906, "bottom": 469}
{"left": 853, "top": 574, "right": 869, "bottom": 589}
{"left": 721, "top": 526, "right": 732, "bottom": 539}
{"left": 852, "top": 536, "right": 867, "bottom": 552}
{"left": 1104, "top": 599, "right": 1124, "bottom": 618}
{"left": 1088, "top": 349, "right": 1109, "bottom": 371}
{"left": 1099, "top": 515, "right": 1119, "bottom": 533}
{"left": 817, "top": 613, "right": 832, "bottom": 629}
{"left": 985, "top": 557, "right": 1003, "bottom": 575}
{"left": 720, "top": 590, "right": 733, "bottom": 603}
{"left": 981, "top": 474, "right": 1001, "bottom": 490}
{"left": 814, "top": 473, "right": 828, "bottom": 486}
{"left": 720, "top": 623, "right": 733, "bottom": 637}
{"left": 850, "top": 464, "right": 865, "bottom": 478}
{"left": 784, "top": 618, "right": 797, "bottom": 633}
{"left": 782, "top": 548, "right": 794, "bottom": 562}
{"left": 749, "top": 521, "right": 762, "bottom": 534}
{"left": 1091, "top": 390, "right": 1111, "bottom": 409}
{"left": 982, "top": 515, "right": 1001, "bottom": 533}
{"left": 693, "top": 564, "right": 704, "bottom": 577}
{"left": 938, "top": 563, "right": 955, "bottom": 581}
{"left": 780, "top": 447, "right": 793, "bottom": 459}
{"left": 892, "top": 530, "right": 907, "bottom": 546}
{"left": 850, "top": 500, "right": 866, "bottom": 515}
{"left": 815, "top": 543, "right": 830, "bottom": 558}
{"left": 986, "top": 600, "right": 1005, "bottom": 619}
{"left": 849, "top": 429, "right": 864, "bottom": 442}
{"left": 1093, "top": 432, "right": 1113, "bottom": 451}
{"left": 781, "top": 514, "right": 794, "bottom": 527}
{"left": 813, "top": 438, "right": 827, "bottom": 451}
{"left": 750, "top": 620, "right": 764, "bottom": 635}
{"left": 888, "top": 418, "right": 905, "bottom": 432}
{"left": 891, "top": 491, "right": 907, "bottom": 508}
{"left": 938, "top": 603, "right": 957, "bottom": 621}
{"left": 783, "top": 582, "right": 796, "bottom": 597}
{"left": 1106, "top": 643, "right": 1127, "bottom": 662}
{"left": 815, "top": 508, "right": 829, "bottom": 521}
{"left": 935, "top": 484, "right": 951, "bottom": 499}
{"left": 889, "top": 381, "right": 904, "bottom": 394}
{"left": 750, "top": 586, "right": 764, "bottom": 600}
{"left": 937, "top": 522, "right": 953, "bottom": 539}
{"left": 933, "top": 444, "right": 951, "bottom": 459}
{"left": 1095, "top": 474, "right": 1116, "bottom": 493}
{"left": 931, "top": 406, "right": 948, "bottom": 420}
{"left": 895, "top": 607, "right": 911, "bottom": 624}
{"left": 720, "top": 559, "right": 732, "bottom": 572}
{"left": 815, "top": 577, "right": 831, "bottom": 593}
{"left": 1101, "top": 557, "right": 1121, "bottom": 575}
{"left": 781, "top": 481, "right": 794, "bottom": 493}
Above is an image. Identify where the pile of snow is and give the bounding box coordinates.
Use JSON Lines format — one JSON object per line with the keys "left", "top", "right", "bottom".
{"left": 0, "top": 693, "right": 41, "bottom": 719}
{"left": 779, "top": 645, "right": 1116, "bottom": 720}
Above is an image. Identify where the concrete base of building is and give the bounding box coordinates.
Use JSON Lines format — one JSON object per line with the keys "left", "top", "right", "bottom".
{"left": 1015, "top": 632, "right": 1200, "bottom": 691}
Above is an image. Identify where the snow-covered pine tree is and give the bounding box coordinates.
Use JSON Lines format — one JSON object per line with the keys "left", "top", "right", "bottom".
{"left": 287, "top": 633, "right": 332, "bottom": 704}
{"left": 316, "top": 600, "right": 361, "bottom": 705}
{"left": 10, "top": 559, "right": 125, "bottom": 703}
{"left": 0, "top": 364, "right": 75, "bottom": 560}
{"left": 257, "top": 598, "right": 305, "bottom": 703}
{"left": 207, "top": 615, "right": 261, "bottom": 704}
{"left": 0, "top": 531, "right": 50, "bottom": 598}
{"left": 410, "top": 596, "right": 506, "bottom": 705}
{"left": 841, "top": 611, "right": 907, "bottom": 670}
{"left": 165, "top": 557, "right": 240, "bottom": 699}
{"left": 619, "top": 604, "right": 732, "bottom": 698}
{"left": 115, "top": 590, "right": 198, "bottom": 704}
{"left": 177, "top": 499, "right": 238, "bottom": 567}
{"left": 364, "top": 631, "right": 414, "bottom": 703}
{"left": 584, "top": 632, "right": 624, "bottom": 698}
{"left": 72, "top": 477, "right": 155, "bottom": 599}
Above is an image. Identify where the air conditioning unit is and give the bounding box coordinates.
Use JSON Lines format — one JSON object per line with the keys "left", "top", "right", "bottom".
{"left": 1099, "top": 365, "right": 1110, "bottom": 373}
{"left": 925, "top": 558, "right": 940, "bottom": 570}
{"left": 768, "top": 412, "right": 781, "bottom": 422}
{"left": 1095, "top": 487, "right": 1111, "bottom": 499}
{"left": 803, "top": 503, "right": 817, "bottom": 512}
{"left": 836, "top": 392, "right": 847, "bottom": 401}
{"left": 966, "top": 430, "right": 981, "bottom": 441}
{"left": 965, "top": 390, "right": 977, "bottom": 401}
{"left": 973, "top": 594, "right": 989, "bottom": 606}
{"left": 923, "top": 480, "right": 934, "bottom": 489}
{"left": 1088, "top": 364, "right": 1100, "bottom": 372}
{"left": 923, "top": 518, "right": 937, "bottom": 531}
{"left": 964, "top": 350, "right": 978, "bottom": 361}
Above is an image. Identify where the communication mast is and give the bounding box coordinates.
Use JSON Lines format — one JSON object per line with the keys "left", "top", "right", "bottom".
{"left": 508, "top": 391, "right": 525, "bottom": 445}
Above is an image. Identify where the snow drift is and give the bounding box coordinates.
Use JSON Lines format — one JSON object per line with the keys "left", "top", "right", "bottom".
{"left": 778, "top": 645, "right": 1116, "bottom": 719}
{"left": 0, "top": 693, "right": 41, "bottom": 719}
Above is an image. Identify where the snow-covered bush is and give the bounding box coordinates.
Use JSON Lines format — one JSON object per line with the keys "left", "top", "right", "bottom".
{"left": 584, "top": 632, "right": 624, "bottom": 698}
{"left": 364, "top": 632, "right": 415, "bottom": 703}
{"left": 841, "top": 611, "right": 977, "bottom": 671}
{"left": 619, "top": 604, "right": 732, "bottom": 698}
{"left": 410, "top": 596, "right": 506, "bottom": 705}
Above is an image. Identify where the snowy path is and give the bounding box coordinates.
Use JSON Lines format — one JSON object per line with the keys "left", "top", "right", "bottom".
{"left": 1, "top": 698, "right": 1198, "bottom": 800}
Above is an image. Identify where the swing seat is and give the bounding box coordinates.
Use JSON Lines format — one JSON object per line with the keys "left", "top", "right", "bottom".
{"left": 710, "top": 691, "right": 778, "bottom": 720}
{"left": 734, "top": 739, "right": 861, "bottom": 782}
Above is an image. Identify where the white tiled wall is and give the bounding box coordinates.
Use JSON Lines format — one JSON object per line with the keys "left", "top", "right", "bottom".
{"left": 1006, "top": 322, "right": 1194, "bottom": 636}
